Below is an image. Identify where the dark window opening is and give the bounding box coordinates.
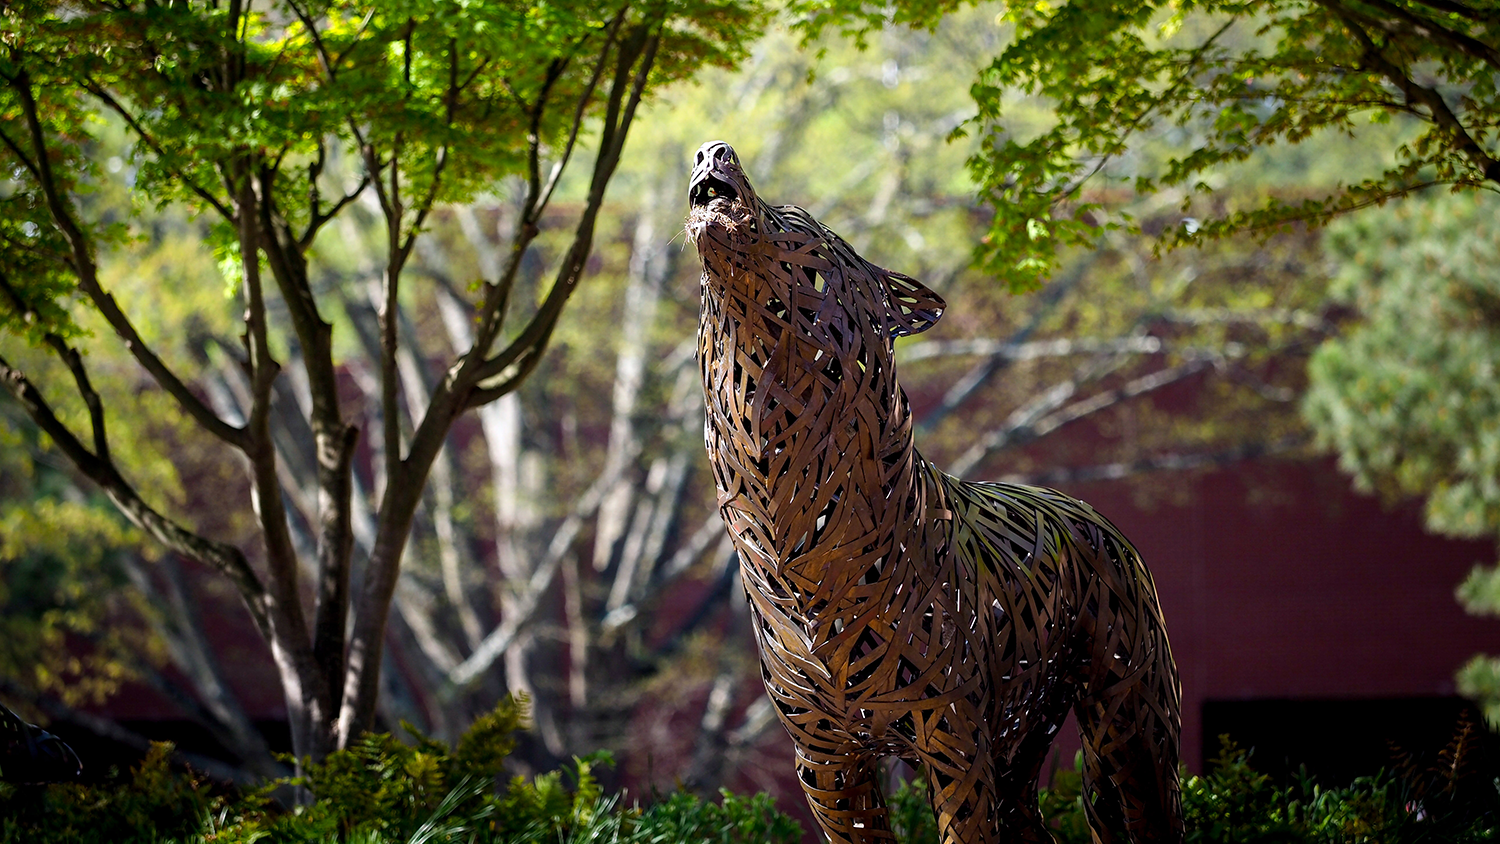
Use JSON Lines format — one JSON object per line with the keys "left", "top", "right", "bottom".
{"left": 1201, "top": 697, "right": 1498, "bottom": 786}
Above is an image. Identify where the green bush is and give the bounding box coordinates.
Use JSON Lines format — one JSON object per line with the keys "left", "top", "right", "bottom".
{"left": 887, "top": 731, "right": 1497, "bottom": 844}
{"left": 1180, "top": 729, "right": 1498, "bottom": 844}
{"left": 0, "top": 742, "right": 215, "bottom": 844}
{"left": 5, "top": 700, "right": 1495, "bottom": 843}
{"left": 0, "top": 697, "right": 805, "bottom": 844}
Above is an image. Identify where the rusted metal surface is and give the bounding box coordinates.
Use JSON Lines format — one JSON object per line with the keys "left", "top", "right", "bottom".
{"left": 686, "top": 141, "right": 1183, "bottom": 844}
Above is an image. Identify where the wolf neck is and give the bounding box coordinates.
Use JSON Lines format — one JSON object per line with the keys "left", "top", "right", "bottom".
{"left": 699, "top": 251, "right": 929, "bottom": 605}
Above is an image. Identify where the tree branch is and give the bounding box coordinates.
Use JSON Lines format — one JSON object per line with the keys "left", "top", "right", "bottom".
{"left": 0, "top": 271, "right": 111, "bottom": 462}
{"left": 6, "top": 71, "right": 249, "bottom": 450}
{"left": 81, "top": 82, "right": 235, "bottom": 220}
{"left": 532, "top": 16, "right": 625, "bottom": 222}
{"left": 44, "top": 335, "right": 109, "bottom": 464}
{"left": 465, "top": 25, "right": 662, "bottom": 405}
{"left": 340, "top": 14, "right": 667, "bottom": 746}
{"left": 1052, "top": 19, "right": 1236, "bottom": 206}
{"left": 1335, "top": 0, "right": 1500, "bottom": 71}
{"left": 994, "top": 436, "right": 1307, "bottom": 486}
{"left": 285, "top": 0, "right": 337, "bottom": 80}
{"left": 950, "top": 354, "right": 1218, "bottom": 476}
{"left": 0, "top": 352, "right": 272, "bottom": 639}
{"left": 445, "top": 437, "right": 640, "bottom": 690}
{"left": 602, "top": 509, "right": 725, "bottom": 634}
{"left": 118, "top": 552, "right": 282, "bottom": 778}
{"left": 0, "top": 678, "right": 258, "bottom": 785}
{"left": 301, "top": 176, "right": 370, "bottom": 250}
{"left": 916, "top": 259, "right": 1088, "bottom": 434}
{"left": 234, "top": 170, "right": 338, "bottom": 760}
{"left": 1404, "top": 0, "right": 1488, "bottom": 23}
{"left": 1329, "top": 5, "right": 1500, "bottom": 182}
{"left": 248, "top": 172, "right": 359, "bottom": 721}
{"left": 901, "top": 335, "right": 1164, "bottom": 363}
{"left": 0, "top": 123, "right": 40, "bottom": 180}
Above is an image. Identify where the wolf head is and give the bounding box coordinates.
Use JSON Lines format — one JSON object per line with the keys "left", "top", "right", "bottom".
{"left": 686, "top": 139, "right": 944, "bottom": 345}
{"left": 685, "top": 140, "right": 762, "bottom": 247}
{"left": 689, "top": 140, "right": 758, "bottom": 210}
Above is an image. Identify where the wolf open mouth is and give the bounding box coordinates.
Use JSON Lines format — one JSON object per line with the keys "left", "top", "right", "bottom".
{"left": 689, "top": 176, "right": 739, "bottom": 207}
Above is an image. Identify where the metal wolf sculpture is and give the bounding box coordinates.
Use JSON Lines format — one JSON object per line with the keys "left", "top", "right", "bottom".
{"left": 686, "top": 141, "right": 1182, "bottom": 844}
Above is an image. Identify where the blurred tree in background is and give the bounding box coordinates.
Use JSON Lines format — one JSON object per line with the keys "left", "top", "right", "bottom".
{"left": 1304, "top": 191, "right": 1500, "bottom": 726}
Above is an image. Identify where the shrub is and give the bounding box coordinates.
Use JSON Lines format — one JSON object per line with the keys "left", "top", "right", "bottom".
{"left": 5, "top": 699, "right": 1494, "bottom": 843}
{"left": 0, "top": 696, "right": 806, "bottom": 843}
{"left": 0, "top": 742, "right": 215, "bottom": 844}
{"left": 1182, "top": 727, "right": 1498, "bottom": 844}
{"left": 887, "top": 728, "right": 1497, "bottom": 844}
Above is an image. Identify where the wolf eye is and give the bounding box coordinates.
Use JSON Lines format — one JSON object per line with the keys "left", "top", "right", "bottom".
{"left": 707, "top": 187, "right": 718, "bottom": 196}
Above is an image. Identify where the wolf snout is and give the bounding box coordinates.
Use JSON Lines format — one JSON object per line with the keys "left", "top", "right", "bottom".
{"left": 689, "top": 175, "right": 739, "bottom": 207}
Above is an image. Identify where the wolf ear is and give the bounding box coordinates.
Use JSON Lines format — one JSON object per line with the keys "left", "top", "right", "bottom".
{"left": 881, "top": 270, "right": 945, "bottom": 337}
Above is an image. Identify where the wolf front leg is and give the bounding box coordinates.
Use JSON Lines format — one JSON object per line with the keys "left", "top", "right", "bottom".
{"left": 907, "top": 707, "right": 1006, "bottom": 844}
{"left": 794, "top": 747, "right": 896, "bottom": 843}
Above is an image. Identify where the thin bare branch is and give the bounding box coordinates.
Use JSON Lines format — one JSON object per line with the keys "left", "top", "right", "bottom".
{"left": 1154, "top": 306, "right": 1332, "bottom": 332}
{"left": 602, "top": 509, "right": 725, "bottom": 633}
{"left": 995, "top": 436, "right": 1307, "bottom": 486}
{"left": 951, "top": 355, "right": 1217, "bottom": 476}
{"left": 916, "top": 260, "right": 1089, "bottom": 434}
{"left": 119, "top": 553, "right": 282, "bottom": 777}
{"left": 446, "top": 438, "right": 640, "bottom": 690}
{"left": 901, "top": 335, "right": 1164, "bottom": 363}
{"left": 0, "top": 352, "right": 272, "bottom": 638}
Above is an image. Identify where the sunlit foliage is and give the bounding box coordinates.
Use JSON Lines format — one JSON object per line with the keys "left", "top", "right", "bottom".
{"left": 1304, "top": 190, "right": 1500, "bottom": 725}
{"left": 790, "top": 0, "right": 1500, "bottom": 290}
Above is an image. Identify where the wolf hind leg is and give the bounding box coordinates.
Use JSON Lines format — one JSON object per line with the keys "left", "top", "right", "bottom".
{"left": 1075, "top": 677, "right": 1183, "bottom": 844}
{"left": 988, "top": 687, "right": 1077, "bottom": 844}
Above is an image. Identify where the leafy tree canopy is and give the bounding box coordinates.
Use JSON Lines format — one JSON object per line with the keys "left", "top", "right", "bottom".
{"left": 790, "top": 0, "right": 1500, "bottom": 290}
